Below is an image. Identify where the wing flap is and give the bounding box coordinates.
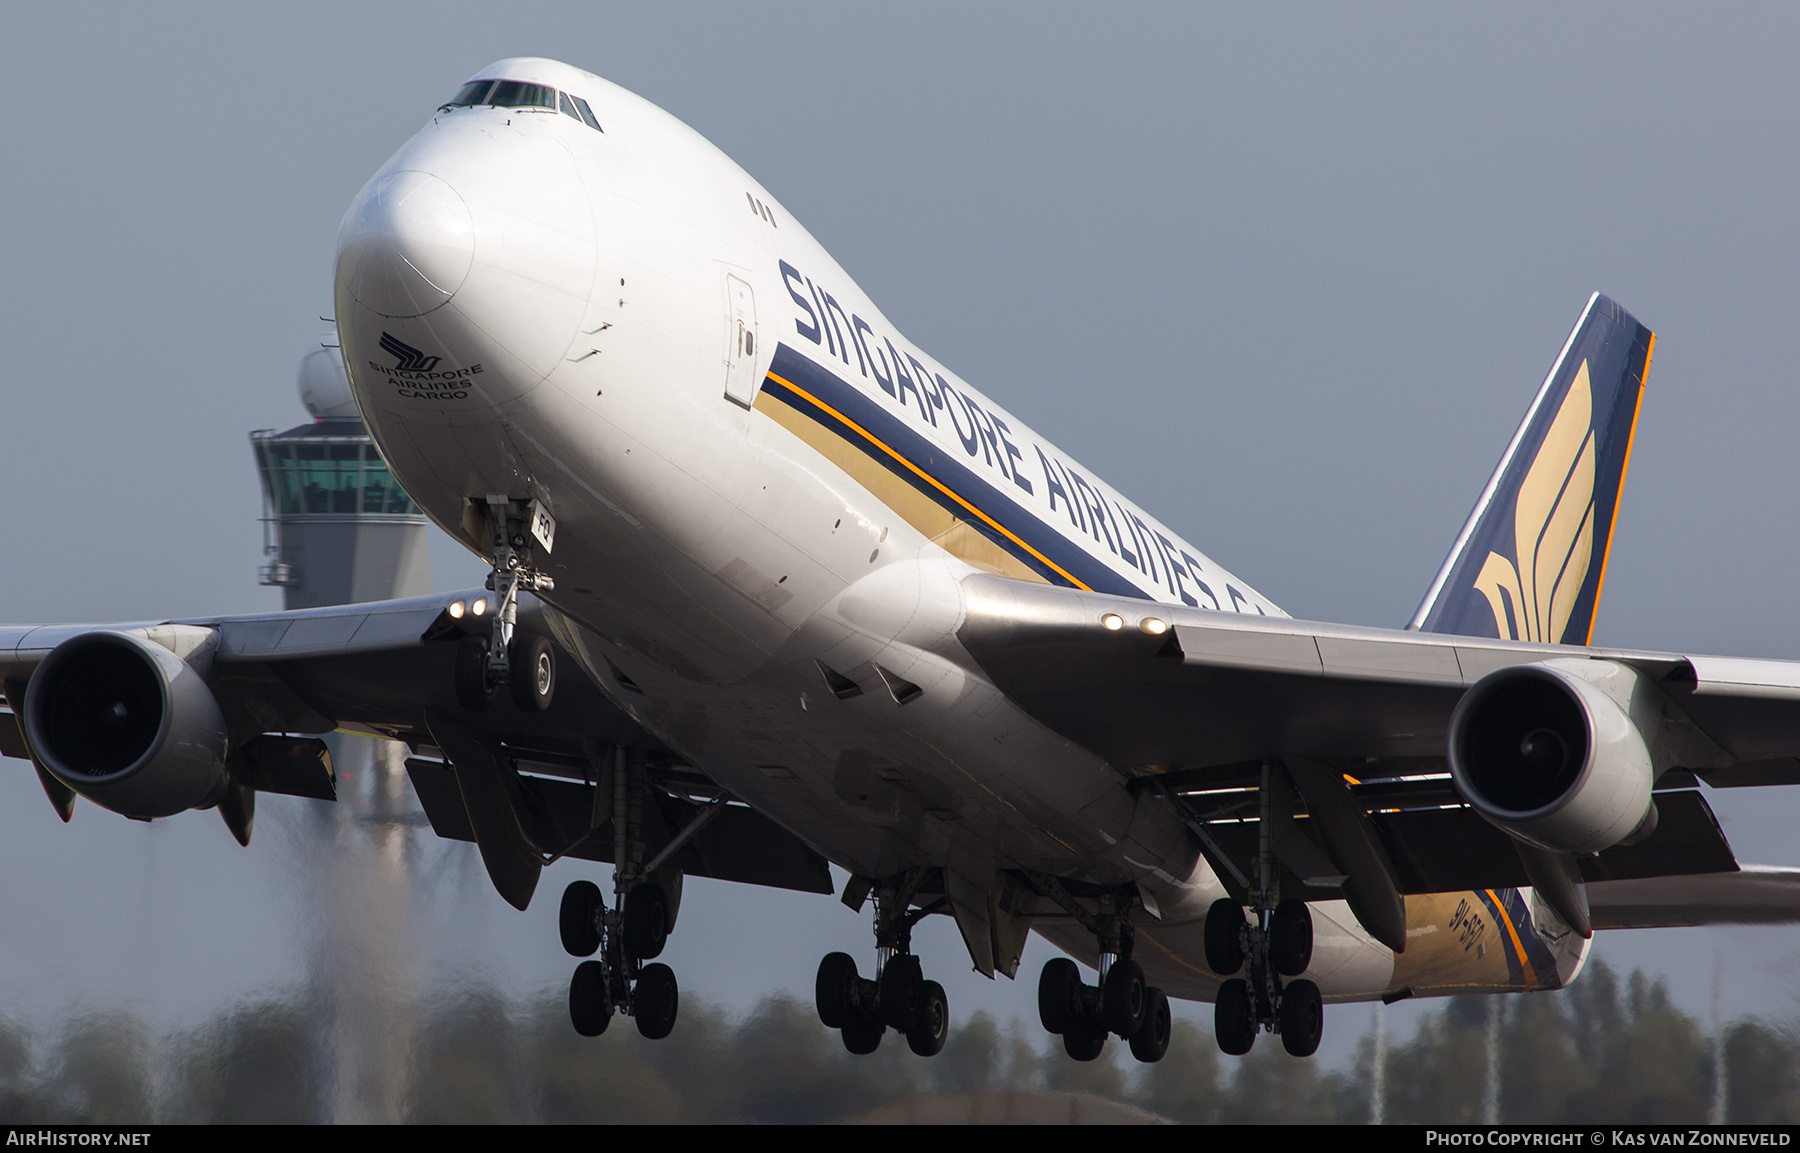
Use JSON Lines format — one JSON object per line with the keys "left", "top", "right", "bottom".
{"left": 1198, "top": 788, "right": 1735, "bottom": 897}
{"left": 1588, "top": 866, "right": 1800, "bottom": 929}
{"left": 404, "top": 756, "right": 833, "bottom": 895}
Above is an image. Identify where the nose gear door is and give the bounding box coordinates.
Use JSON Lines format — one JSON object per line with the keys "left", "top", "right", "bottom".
{"left": 723, "top": 274, "right": 759, "bottom": 408}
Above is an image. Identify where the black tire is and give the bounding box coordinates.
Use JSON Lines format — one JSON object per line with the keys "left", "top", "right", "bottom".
{"left": 1270, "top": 898, "right": 1314, "bottom": 977}
{"left": 569, "top": 960, "right": 609, "bottom": 1037}
{"left": 841, "top": 1019, "right": 883, "bottom": 1055}
{"left": 622, "top": 882, "right": 670, "bottom": 960}
{"left": 878, "top": 953, "right": 924, "bottom": 1032}
{"left": 1215, "top": 978, "right": 1256, "bottom": 1056}
{"left": 1038, "top": 957, "right": 1081, "bottom": 1035}
{"left": 1062, "top": 1020, "right": 1106, "bottom": 1062}
{"left": 815, "top": 952, "right": 858, "bottom": 1029}
{"left": 907, "top": 980, "right": 949, "bottom": 1057}
{"left": 1129, "top": 987, "right": 1173, "bottom": 1064}
{"left": 508, "top": 633, "right": 556, "bottom": 712}
{"left": 1102, "top": 957, "right": 1149, "bottom": 1039}
{"left": 1279, "top": 978, "right": 1324, "bottom": 1057}
{"left": 1204, "top": 898, "right": 1246, "bottom": 976}
{"left": 558, "top": 880, "right": 602, "bottom": 957}
{"left": 634, "top": 962, "right": 679, "bottom": 1040}
{"left": 455, "top": 634, "right": 493, "bottom": 712}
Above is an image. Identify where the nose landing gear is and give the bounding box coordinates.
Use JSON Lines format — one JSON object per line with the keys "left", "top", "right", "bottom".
{"left": 814, "top": 871, "right": 952, "bottom": 1056}
{"left": 456, "top": 497, "right": 558, "bottom": 714}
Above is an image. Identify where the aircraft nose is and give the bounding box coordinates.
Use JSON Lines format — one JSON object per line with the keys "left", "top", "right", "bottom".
{"left": 335, "top": 170, "right": 475, "bottom": 319}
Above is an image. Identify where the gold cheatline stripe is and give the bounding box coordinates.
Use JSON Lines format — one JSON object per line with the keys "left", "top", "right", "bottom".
{"left": 765, "top": 371, "right": 1091, "bottom": 591}
{"left": 1584, "top": 331, "right": 1654, "bottom": 646}
{"left": 1484, "top": 888, "right": 1541, "bottom": 988}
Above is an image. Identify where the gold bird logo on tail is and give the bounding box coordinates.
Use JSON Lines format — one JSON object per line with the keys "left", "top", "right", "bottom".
{"left": 1472, "top": 360, "right": 1597, "bottom": 643}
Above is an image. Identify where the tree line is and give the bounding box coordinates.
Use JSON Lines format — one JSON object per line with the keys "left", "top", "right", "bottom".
{"left": 0, "top": 960, "right": 1793, "bottom": 1123}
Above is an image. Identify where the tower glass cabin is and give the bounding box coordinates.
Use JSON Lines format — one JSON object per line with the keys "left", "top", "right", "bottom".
{"left": 250, "top": 339, "right": 432, "bottom": 609}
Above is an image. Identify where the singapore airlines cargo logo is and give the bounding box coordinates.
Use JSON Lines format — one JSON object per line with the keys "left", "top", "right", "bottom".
{"left": 379, "top": 332, "right": 442, "bottom": 373}
{"left": 1472, "top": 361, "right": 1597, "bottom": 644}
{"left": 368, "top": 332, "right": 481, "bottom": 400}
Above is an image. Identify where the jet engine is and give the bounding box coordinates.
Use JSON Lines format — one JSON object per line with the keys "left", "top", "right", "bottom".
{"left": 1448, "top": 660, "right": 1657, "bottom": 856}
{"left": 21, "top": 631, "right": 230, "bottom": 819}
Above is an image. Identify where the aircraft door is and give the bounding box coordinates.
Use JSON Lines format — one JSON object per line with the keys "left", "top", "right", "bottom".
{"left": 723, "top": 274, "right": 759, "bottom": 408}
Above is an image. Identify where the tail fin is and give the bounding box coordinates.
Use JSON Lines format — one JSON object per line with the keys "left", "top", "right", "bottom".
{"left": 1408, "top": 293, "right": 1654, "bottom": 645}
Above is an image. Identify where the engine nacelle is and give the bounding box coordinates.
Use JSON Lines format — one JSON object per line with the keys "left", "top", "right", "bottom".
{"left": 22, "top": 630, "right": 230, "bottom": 819}
{"left": 1448, "top": 660, "right": 1657, "bottom": 856}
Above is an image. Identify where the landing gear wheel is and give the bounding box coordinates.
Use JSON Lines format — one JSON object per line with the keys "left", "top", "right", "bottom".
{"left": 1279, "top": 978, "right": 1323, "bottom": 1057}
{"left": 1062, "top": 1020, "right": 1106, "bottom": 1062}
{"left": 454, "top": 634, "right": 493, "bottom": 712}
{"left": 907, "top": 980, "right": 949, "bottom": 1057}
{"left": 559, "top": 880, "right": 602, "bottom": 957}
{"left": 1038, "top": 957, "right": 1080, "bottom": 1035}
{"left": 1204, "top": 898, "right": 1245, "bottom": 976}
{"left": 878, "top": 953, "right": 924, "bottom": 1031}
{"left": 633, "top": 962, "right": 679, "bottom": 1040}
{"left": 1215, "top": 978, "right": 1256, "bottom": 1055}
{"left": 815, "top": 952, "right": 858, "bottom": 1029}
{"left": 841, "top": 1019, "right": 883, "bottom": 1055}
{"left": 1270, "top": 898, "right": 1314, "bottom": 977}
{"left": 622, "top": 883, "right": 670, "bottom": 960}
{"left": 1103, "top": 957, "right": 1149, "bottom": 1039}
{"left": 508, "top": 633, "right": 556, "bottom": 712}
{"left": 569, "top": 960, "right": 609, "bottom": 1037}
{"left": 1130, "top": 987, "right": 1172, "bottom": 1063}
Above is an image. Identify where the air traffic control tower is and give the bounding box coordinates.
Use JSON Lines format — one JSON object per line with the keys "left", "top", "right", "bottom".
{"left": 251, "top": 336, "right": 431, "bottom": 608}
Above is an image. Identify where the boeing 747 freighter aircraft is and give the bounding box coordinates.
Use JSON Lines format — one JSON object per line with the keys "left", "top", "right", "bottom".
{"left": 6, "top": 57, "right": 1800, "bottom": 1064}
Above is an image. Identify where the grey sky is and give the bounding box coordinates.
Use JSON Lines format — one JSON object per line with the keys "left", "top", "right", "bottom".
{"left": 3, "top": 3, "right": 1799, "bottom": 1066}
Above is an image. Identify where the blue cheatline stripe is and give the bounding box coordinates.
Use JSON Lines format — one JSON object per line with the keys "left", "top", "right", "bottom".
{"left": 1475, "top": 887, "right": 1563, "bottom": 989}
{"left": 1474, "top": 888, "right": 1526, "bottom": 986}
{"left": 1498, "top": 887, "right": 1562, "bottom": 986}
{"left": 761, "top": 344, "right": 1151, "bottom": 599}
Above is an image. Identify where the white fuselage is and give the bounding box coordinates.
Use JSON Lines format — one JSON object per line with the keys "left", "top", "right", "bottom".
{"left": 334, "top": 57, "right": 1585, "bottom": 1003}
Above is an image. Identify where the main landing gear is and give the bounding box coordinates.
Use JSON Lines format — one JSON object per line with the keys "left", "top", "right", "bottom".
{"left": 1032, "top": 882, "right": 1172, "bottom": 1064}
{"left": 559, "top": 747, "right": 682, "bottom": 1040}
{"left": 1204, "top": 760, "right": 1324, "bottom": 1057}
{"left": 814, "top": 871, "right": 952, "bottom": 1057}
{"left": 456, "top": 497, "right": 558, "bottom": 714}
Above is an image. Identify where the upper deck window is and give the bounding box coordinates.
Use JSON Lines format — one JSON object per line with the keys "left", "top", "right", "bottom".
{"left": 487, "top": 80, "right": 556, "bottom": 110}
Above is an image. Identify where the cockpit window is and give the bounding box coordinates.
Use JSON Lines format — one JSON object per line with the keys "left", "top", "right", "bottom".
{"left": 440, "top": 79, "right": 603, "bottom": 132}
{"left": 488, "top": 80, "right": 556, "bottom": 109}
{"left": 444, "top": 80, "right": 494, "bottom": 108}
{"left": 570, "top": 95, "right": 603, "bottom": 132}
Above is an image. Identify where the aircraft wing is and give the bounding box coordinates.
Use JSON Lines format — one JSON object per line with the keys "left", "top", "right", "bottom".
{"left": 0, "top": 591, "right": 833, "bottom": 910}
{"left": 958, "top": 572, "right": 1800, "bottom": 772}
{"left": 955, "top": 572, "right": 1800, "bottom": 935}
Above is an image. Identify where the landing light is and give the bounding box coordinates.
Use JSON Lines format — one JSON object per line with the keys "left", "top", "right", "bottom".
{"left": 448, "top": 601, "right": 466, "bottom": 619}
{"left": 471, "top": 598, "right": 487, "bottom": 616}
{"left": 1140, "top": 617, "right": 1168, "bottom": 635}
{"left": 1101, "top": 613, "right": 1124, "bottom": 631}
